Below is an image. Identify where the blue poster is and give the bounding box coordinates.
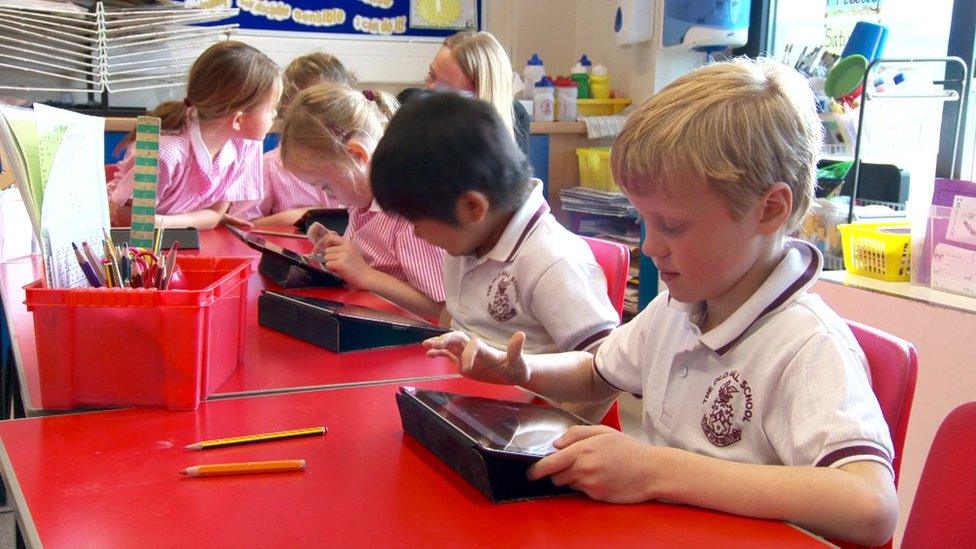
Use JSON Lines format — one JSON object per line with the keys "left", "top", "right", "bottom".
{"left": 192, "top": 0, "right": 481, "bottom": 38}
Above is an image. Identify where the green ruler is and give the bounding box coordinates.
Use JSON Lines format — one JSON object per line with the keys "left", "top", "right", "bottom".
{"left": 129, "top": 116, "right": 160, "bottom": 249}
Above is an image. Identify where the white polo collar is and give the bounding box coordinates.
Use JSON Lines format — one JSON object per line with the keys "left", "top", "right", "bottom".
{"left": 482, "top": 179, "right": 549, "bottom": 264}
{"left": 669, "top": 238, "right": 823, "bottom": 356}
{"left": 188, "top": 116, "right": 237, "bottom": 175}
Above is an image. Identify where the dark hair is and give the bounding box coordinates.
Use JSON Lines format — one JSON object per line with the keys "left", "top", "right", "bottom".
{"left": 395, "top": 87, "right": 431, "bottom": 105}
{"left": 371, "top": 91, "right": 532, "bottom": 224}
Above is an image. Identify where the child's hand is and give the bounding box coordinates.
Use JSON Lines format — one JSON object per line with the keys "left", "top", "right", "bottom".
{"left": 424, "top": 331, "right": 529, "bottom": 386}
{"left": 306, "top": 222, "right": 337, "bottom": 256}
{"left": 527, "top": 425, "right": 660, "bottom": 503}
{"left": 220, "top": 213, "right": 254, "bottom": 230}
{"left": 319, "top": 233, "right": 373, "bottom": 288}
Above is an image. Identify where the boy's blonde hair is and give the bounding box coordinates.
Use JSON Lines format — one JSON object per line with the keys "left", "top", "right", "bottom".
{"left": 280, "top": 83, "right": 398, "bottom": 177}
{"left": 118, "top": 40, "right": 281, "bottom": 151}
{"left": 612, "top": 57, "right": 822, "bottom": 231}
{"left": 280, "top": 52, "right": 356, "bottom": 114}
{"left": 444, "top": 30, "right": 515, "bottom": 137}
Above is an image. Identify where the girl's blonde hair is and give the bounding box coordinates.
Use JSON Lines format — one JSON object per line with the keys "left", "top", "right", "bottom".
{"left": 280, "top": 52, "right": 356, "bottom": 114}
{"left": 118, "top": 40, "right": 281, "bottom": 151}
{"left": 612, "top": 57, "right": 822, "bottom": 232}
{"left": 280, "top": 83, "right": 398, "bottom": 176}
{"left": 443, "top": 30, "right": 515, "bottom": 137}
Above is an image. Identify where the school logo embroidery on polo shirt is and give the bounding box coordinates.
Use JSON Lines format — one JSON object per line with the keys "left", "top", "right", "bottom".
{"left": 700, "top": 370, "right": 754, "bottom": 447}
{"left": 487, "top": 271, "right": 520, "bottom": 322}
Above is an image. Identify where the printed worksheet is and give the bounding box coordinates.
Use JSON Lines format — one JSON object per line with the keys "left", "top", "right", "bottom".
{"left": 945, "top": 194, "right": 976, "bottom": 246}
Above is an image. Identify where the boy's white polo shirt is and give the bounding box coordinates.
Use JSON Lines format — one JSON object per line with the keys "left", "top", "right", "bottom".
{"left": 444, "top": 179, "right": 619, "bottom": 354}
{"left": 594, "top": 239, "right": 894, "bottom": 474}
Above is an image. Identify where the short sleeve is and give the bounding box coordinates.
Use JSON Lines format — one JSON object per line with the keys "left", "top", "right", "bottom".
{"left": 394, "top": 223, "right": 447, "bottom": 302}
{"left": 529, "top": 257, "right": 619, "bottom": 353}
{"left": 593, "top": 301, "right": 659, "bottom": 395}
{"left": 109, "top": 146, "right": 175, "bottom": 208}
{"left": 764, "top": 332, "right": 895, "bottom": 475}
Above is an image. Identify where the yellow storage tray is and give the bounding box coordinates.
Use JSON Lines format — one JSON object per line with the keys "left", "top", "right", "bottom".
{"left": 838, "top": 222, "right": 912, "bottom": 281}
{"left": 575, "top": 147, "right": 620, "bottom": 192}
{"left": 577, "top": 98, "right": 632, "bottom": 117}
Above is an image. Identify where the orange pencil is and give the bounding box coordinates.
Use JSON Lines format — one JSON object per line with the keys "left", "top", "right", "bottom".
{"left": 179, "top": 459, "right": 306, "bottom": 477}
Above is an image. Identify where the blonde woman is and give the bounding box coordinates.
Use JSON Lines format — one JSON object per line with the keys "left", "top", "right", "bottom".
{"left": 424, "top": 30, "right": 530, "bottom": 154}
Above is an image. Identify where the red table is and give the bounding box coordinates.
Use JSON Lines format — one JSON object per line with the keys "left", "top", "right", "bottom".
{"left": 0, "top": 377, "right": 827, "bottom": 548}
{"left": 0, "top": 227, "right": 456, "bottom": 414}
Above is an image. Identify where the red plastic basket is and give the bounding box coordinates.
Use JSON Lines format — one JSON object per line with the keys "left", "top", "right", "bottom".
{"left": 25, "top": 256, "right": 252, "bottom": 410}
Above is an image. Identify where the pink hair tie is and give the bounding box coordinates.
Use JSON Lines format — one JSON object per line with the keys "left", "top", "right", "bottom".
{"left": 362, "top": 89, "right": 375, "bottom": 102}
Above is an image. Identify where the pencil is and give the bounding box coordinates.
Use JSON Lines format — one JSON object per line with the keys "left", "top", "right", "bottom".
{"left": 184, "top": 426, "right": 326, "bottom": 450}
{"left": 179, "top": 459, "right": 306, "bottom": 477}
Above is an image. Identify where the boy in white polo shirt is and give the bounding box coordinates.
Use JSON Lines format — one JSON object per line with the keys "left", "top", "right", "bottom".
{"left": 426, "top": 58, "right": 898, "bottom": 546}
{"left": 370, "top": 91, "right": 619, "bottom": 354}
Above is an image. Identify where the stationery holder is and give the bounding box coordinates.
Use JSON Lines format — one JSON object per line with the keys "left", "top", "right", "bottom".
{"left": 395, "top": 390, "right": 574, "bottom": 503}
{"left": 258, "top": 252, "right": 343, "bottom": 289}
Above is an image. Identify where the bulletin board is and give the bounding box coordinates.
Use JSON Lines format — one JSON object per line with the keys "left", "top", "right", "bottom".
{"left": 191, "top": 0, "right": 481, "bottom": 39}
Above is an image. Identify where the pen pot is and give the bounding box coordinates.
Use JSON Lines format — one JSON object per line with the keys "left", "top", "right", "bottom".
{"left": 25, "top": 256, "right": 252, "bottom": 410}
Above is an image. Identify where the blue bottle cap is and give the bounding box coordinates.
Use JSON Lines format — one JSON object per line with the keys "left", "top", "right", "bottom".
{"left": 893, "top": 72, "right": 905, "bottom": 85}
{"left": 527, "top": 53, "right": 544, "bottom": 66}
{"left": 534, "top": 76, "right": 555, "bottom": 87}
{"left": 578, "top": 54, "right": 591, "bottom": 66}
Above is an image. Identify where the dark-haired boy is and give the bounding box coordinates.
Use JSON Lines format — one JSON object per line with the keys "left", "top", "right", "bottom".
{"left": 371, "top": 91, "right": 618, "bottom": 355}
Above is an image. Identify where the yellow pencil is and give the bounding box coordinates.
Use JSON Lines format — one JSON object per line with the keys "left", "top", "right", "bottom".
{"left": 179, "top": 459, "right": 306, "bottom": 477}
{"left": 184, "top": 426, "right": 327, "bottom": 450}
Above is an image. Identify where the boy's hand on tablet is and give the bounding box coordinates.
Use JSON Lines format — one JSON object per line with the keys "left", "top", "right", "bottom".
{"left": 527, "top": 425, "right": 660, "bottom": 503}
{"left": 319, "top": 233, "right": 374, "bottom": 289}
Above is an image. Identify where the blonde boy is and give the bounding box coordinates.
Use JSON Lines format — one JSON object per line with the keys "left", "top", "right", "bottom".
{"left": 425, "top": 58, "right": 898, "bottom": 545}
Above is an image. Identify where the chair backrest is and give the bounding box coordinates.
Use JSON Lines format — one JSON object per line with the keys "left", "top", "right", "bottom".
{"left": 846, "top": 320, "right": 918, "bottom": 485}
{"left": 581, "top": 236, "right": 630, "bottom": 321}
{"left": 902, "top": 402, "right": 976, "bottom": 548}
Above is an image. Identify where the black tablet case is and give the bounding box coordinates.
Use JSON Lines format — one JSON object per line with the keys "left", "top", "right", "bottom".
{"left": 395, "top": 390, "right": 576, "bottom": 503}
{"left": 258, "top": 253, "right": 344, "bottom": 289}
{"left": 258, "top": 291, "right": 445, "bottom": 352}
{"left": 111, "top": 227, "right": 200, "bottom": 249}
{"left": 296, "top": 208, "right": 350, "bottom": 235}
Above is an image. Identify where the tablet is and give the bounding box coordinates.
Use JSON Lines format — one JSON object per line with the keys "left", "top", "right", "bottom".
{"left": 400, "top": 386, "right": 588, "bottom": 460}
{"left": 227, "top": 226, "right": 341, "bottom": 281}
{"left": 265, "top": 291, "right": 445, "bottom": 333}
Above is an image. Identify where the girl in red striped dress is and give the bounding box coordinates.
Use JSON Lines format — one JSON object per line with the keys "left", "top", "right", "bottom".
{"left": 280, "top": 84, "right": 446, "bottom": 321}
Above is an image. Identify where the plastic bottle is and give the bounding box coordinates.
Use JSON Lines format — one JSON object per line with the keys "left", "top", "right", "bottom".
{"left": 554, "top": 76, "right": 578, "bottom": 122}
{"left": 577, "top": 54, "right": 592, "bottom": 73}
{"left": 590, "top": 64, "right": 611, "bottom": 100}
{"left": 570, "top": 61, "right": 591, "bottom": 99}
{"left": 532, "top": 76, "right": 555, "bottom": 122}
{"left": 522, "top": 53, "right": 546, "bottom": 100}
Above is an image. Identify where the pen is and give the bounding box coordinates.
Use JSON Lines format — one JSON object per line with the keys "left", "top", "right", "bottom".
{"left": 81, "top": 242, "right": 105, "bottom": 285}
{"left": 179, "top": 459, "right": 306, "bottom": 478}
{"left": 71, "top": 242, "right": 102, "bottom": 287}
{"left": 184, "top": 426, "right": 327, "bottom": 450}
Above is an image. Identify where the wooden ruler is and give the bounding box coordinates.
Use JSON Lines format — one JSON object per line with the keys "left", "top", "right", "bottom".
{"left": 128, "top": 116, "right": 160, "bottom": 248}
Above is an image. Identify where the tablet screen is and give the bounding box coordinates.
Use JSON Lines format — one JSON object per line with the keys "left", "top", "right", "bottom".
{"left": 227, "top": 226, "right": 333, "bottom": 275}
{"left": 406, "top": 388, "right": 585, "bottom": 457}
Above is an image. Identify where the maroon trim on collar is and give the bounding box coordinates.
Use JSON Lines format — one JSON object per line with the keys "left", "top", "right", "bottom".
{"left": 815, "top": 445, "right": 892, "bottom": 467}
{"left": 592, "top": 355, "right": 632, "bottom": 394}
{"left": 712, "top": 245, "right": 819, "bottom": 356}
{"left": 574, "top": 328, "right": 614, "bottom": 351}
{"left": 503, "top": 201, "right": 550, "bottom": 263}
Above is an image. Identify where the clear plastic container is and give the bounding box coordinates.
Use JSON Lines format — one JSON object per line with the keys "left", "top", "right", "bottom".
{"left": 522, "top": 53, "right": 546, "bottom": 100}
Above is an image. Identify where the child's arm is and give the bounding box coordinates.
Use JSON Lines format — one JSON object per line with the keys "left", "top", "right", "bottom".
{"left": 110, "top": 201, "right": 132, "bottom": 227}
{"left": 528, "top": 431, "right": 897, "bottom": 546}
{"left": 252, "top": 207, "right": 313, "bottom": 228}
{"left": 318, "top": 232, "right": 444, "bottom": 321}
{"left": 157, "top": 202, "right": 251, "bottom": 230}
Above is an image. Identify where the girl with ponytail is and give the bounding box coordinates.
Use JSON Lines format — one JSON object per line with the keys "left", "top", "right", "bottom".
{"left": 109, "top": 40, "right": 281, "bottom": 229}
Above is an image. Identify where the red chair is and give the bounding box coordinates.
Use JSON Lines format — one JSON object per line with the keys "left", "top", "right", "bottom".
{"left": 581, "top": 236, "right": 630, "bottom": 321}
{"left": 846, "top": 320, "right": 918, "bottom": 486}
{"left": 902, "top": 402, "right": 976, "bottom": 548}
{"left": 581, "top": 236, "right": 631, "bottom": 431}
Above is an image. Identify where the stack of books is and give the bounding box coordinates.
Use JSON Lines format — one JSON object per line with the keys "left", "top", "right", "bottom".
{"left": 558, "top": 186, "right": 638, "bottom": 219}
